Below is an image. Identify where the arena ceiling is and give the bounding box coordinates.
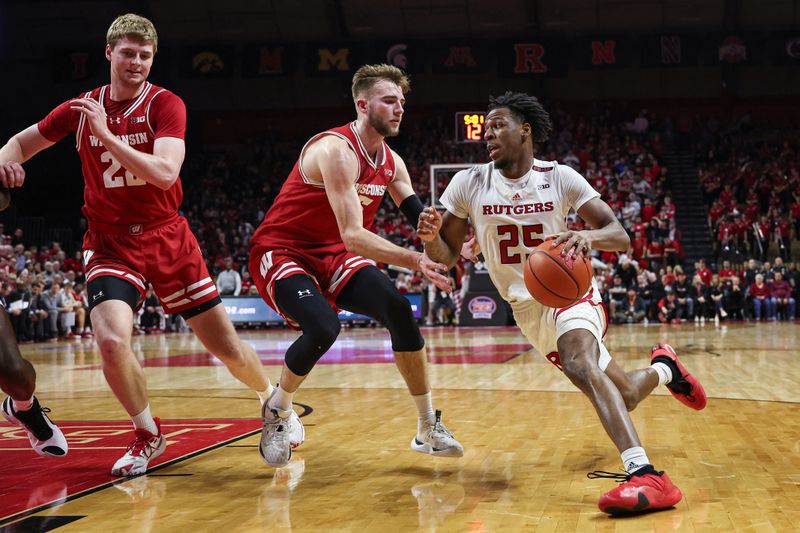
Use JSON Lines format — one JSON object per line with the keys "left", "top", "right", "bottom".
{"left": 2, "top": 0, "right": 798, "bottom": 50}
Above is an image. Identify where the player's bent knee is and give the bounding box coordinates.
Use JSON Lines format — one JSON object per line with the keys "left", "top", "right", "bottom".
{"left": 213, "top": 344, "right": 247, "bottom": 368}
{"left": 618, "top": 384, "right": 640, "bottom": 411}
{"left": 285, "top": 317, "right": 340, "bottom": 376}
{"left": 384, "top": 295, "right": 424, "bottom": 352}
{"left": 314, "top": 319, "right": 341, "bottom": 350}
{"left": 560, "top": 353, "right": 598, "bottom": 386}
{"left": 96, "top": 334, "right": 130, "bottom": 360}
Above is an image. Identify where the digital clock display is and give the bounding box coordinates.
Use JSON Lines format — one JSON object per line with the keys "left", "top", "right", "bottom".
{"left": 455, "top": 111, "right": 486, "bottom": 143}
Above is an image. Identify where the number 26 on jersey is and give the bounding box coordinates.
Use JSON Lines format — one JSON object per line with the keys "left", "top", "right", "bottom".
{"left": 101, "top": 151, "right": 146, "bottom": 188}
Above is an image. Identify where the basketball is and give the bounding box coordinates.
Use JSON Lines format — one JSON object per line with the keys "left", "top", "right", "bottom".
{"left": 524, "top": 240, "right": 592, "bottom": 308}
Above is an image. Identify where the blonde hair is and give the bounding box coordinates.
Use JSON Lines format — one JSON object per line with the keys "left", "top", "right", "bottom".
{"left": 351, "top": 64, "right": 410, "bottom": 101}
{"left": 107, "top": 14, "right": 158, "bottom": 53}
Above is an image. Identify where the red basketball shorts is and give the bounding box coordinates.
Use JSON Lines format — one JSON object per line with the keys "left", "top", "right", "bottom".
{"left": 83, "top": 216, "right": 218, "bottom": 314}
{"left": 248, "top": 245, "right": 373, "bottom": 328}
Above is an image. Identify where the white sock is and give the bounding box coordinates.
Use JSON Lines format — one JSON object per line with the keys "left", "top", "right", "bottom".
{"left": 256, "top": 383, "right": 275, "bottom": 406}
{"left": 412, "top": 392, "right": 436, "bottom": 430}
{"left": 650, "top": 362, "right": 673, "bottom": 386}
{"left": 621, "top": 446, "right": 651, "bottom": 474}
{"left": 131, "top": 404, "right": 159, "bottom": 435}
{"left": 268, "top": 384, "right": 294, "bottom": 414}
{"left": 12, "top": 395, "right": 34, "bottom": 412}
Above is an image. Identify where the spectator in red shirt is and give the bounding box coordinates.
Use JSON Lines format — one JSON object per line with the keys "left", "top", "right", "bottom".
{"left": 631, "top": 232, "right": 648, "bottom": 261}
{"left": 718, "top": 185, "right": 734, "bottom": 209}
{"left": 769, "top": 272, "right": 795, "bottom": 320}
{"left": 708, "top": 199, "right": 725, "bottom": 228}
{"left": 641, "top": 197, "right": 657, "bottom": 223}
{"left": 748, "top": 274, "right": 775, "bottom": 320}
{"left": 696, "top": 259, "right": 713, "bottom": 286}
{"left": 790, "top": 193, "right": 800, "bottom": 235}
{"left": 663, "top": 237, "right": 679, "bottom": 267}
{"left": 660, "top": 196, "right": 676, "bottom": 220}
{"left": 645, "top": 239, "right": 663, "bottom": 270}
{"left": 657, "top": 288, "right": 683, "bottom": 324}
{"left": 718, "top": 260, "right": 736, "bottom": 286}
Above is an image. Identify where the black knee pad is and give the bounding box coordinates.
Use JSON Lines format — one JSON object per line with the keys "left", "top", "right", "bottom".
{"left": 336, "top": 267, "right": 424, "bottom": 353}
{"left": 382, "top": 292, "right": 424, "bottom": 352}
{"left": 274, "top": 275, "right": 341, "bottom": 376}
{"left": 285, "top": 316, "right": 340, "bottom": 375}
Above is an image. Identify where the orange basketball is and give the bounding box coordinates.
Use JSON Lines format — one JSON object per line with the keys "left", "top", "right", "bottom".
{"left": 524, "top": 241, "right": 592, "bottom": 308}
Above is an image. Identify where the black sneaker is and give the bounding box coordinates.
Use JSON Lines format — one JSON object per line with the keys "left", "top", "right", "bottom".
{"left": 2, "top": 396, "right": 68, "bottom": 457}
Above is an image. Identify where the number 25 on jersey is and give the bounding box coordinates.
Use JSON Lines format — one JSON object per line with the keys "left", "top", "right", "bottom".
{"left": 497, "top": 224, "right": 544, "bottom": 264}
{"left": 101, "top": 151, "right": 146, "bottom": 188}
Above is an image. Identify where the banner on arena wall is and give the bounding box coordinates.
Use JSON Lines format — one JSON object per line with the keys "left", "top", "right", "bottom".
{"left": 430, "top": 41, "right": 492, "bottom": 73}
{"left": 710, "top": 34, "right": 751, "bottom": 65}
{"left": 305, "top": 43, "right": 361, "bottom": 75}
{"left": 574, "top": 37, "right": 633, "bottom": 68}
{"left": 363, "top": 41, "right": 426, "bottom": 73}
{"left": 771, "top": 32, "right": 800, "bottom": 65}
{"left": 242, "top": 44, "right": 295, "bottom": 76}
{"left": 640, "top": 34, "right": 699, "bottom": 67}
{"left": 497, "top": 40, "right": 569, "bottom": 77}
{"left": 53, "top": 49, "right": 96, "bottom": 81}
{"left": 180, "top": 45, "right": 235, "bottom": 79}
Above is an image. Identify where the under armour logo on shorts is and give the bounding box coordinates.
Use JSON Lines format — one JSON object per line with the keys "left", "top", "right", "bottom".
{"left": 92, "top": 291, "right": 104, "bottom": 301}
{"left": 297, "top": 289, "right": 312, "bottom": 298}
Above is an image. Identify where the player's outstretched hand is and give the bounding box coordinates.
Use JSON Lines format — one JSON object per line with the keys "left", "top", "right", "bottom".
{"left": 547, "top": 231, "right": 592, "bottom": 261}
{"left": 0, "top": 161, "right": 26, "bottom": 189}
{"left": 417, "top": 251, "right": 452, "bottom": 293}
{"left": 70, "top": 98, "right": 111, "bottom": 140}
{"left": 460, "top": 236, "right": 480, "bottom": 263}
{"left": 416, "top": 206, "right": 442, "bottom": 243}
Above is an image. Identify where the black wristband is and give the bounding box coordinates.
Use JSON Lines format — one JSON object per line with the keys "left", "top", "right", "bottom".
{"left": 399, "top": 194, "right": 425, "bottom": 226}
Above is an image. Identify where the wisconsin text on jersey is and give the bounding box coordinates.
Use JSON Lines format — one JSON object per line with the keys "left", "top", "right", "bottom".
{"left": 354, "top": 183, "right": 387, "bottom": 196}
{"left": 89, "top": 132, "right": 149, "bottom": 148}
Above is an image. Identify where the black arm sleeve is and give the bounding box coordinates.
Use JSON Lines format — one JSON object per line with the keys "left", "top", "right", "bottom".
{"left": 399, "top": 194, "right": 425, "bottom": 227}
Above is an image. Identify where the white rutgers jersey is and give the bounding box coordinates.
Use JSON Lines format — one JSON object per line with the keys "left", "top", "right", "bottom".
{"left": 439, "top": 159, "right": 600, "bottom": 304}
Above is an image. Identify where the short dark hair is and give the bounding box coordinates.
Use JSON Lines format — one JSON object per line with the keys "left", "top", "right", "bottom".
{"left": 488, "top": 91, "right": 552, "bottom": 143}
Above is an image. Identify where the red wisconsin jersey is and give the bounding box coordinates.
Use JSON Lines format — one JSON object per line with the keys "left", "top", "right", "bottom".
{"left": 251, "top": 121, "right": 396, "bottom": 253}
{"left": 37, "top": 82, "right": 185, "bottom": 227}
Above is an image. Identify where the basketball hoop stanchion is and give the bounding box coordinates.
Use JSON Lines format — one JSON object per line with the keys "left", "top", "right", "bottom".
{"left": 427, "top": 163, "right": 506, "bottom": 327}
{"left": 427, "top": 164, "right": 474, "bottom": 325}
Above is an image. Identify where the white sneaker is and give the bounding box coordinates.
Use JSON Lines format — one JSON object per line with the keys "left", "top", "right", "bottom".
{"left": 2, "top": 396, "right": 68, "bottom": 457}
{"left": 260, "top": 402, "right": 292, "bottom": 468}
{"left": 411, "top": 410, "right": 464, "bottom": 458}
{"left": 287, "top": 410, "right": 305, "bottom": 449}
{"left": 111, "top": 418, "right": 166, "bottom": 477}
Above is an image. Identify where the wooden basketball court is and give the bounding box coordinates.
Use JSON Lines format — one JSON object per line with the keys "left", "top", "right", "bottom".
{"left": 1, "top": 322, "right": 798, "bottom": 531}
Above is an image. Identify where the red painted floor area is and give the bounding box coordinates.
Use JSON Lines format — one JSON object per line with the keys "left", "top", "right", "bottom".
{"left": 75, "top": 343, "right": 532, "bottom": 370}
{"left": 0, "top": 418, "right": 262, "bottom": 523}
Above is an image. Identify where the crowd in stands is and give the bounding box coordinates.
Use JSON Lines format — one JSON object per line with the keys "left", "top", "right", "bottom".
{"left": 598, "top": 256, "right": 798, "bottom": 324}
{"left": 2, "top": 105, "right": 797, "bottom": 340}
{"left": 695, "top": 112, "right": 799, "bottom": 265}
{"left": 599, "top": 110, "right": 800, "bottom": 324}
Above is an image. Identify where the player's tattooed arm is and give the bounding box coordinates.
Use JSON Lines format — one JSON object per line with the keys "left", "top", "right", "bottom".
{"left": 422, "top": 209, "right": 469, "bottom": 268}
{"left": 550, "top": 198, "right": 630, "bottom": 260}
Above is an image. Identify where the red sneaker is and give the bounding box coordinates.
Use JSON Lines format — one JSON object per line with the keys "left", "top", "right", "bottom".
{"left": 591, "top": 465, "right": 682, "bottom": 515}
{"left": 650, "top": 344, "right": 707, "bottom": 410}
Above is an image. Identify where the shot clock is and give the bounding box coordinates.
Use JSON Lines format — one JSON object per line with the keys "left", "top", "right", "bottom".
{"left": 455, "top": 111, "right": 486, "bottom": 143}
